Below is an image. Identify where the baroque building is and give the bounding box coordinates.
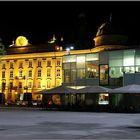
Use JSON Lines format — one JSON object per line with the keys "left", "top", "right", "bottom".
{"left": 0, "top": 36, "right": 66, "bottom": 103}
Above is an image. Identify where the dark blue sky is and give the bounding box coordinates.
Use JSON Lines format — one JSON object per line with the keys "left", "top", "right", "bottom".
{"left": 0, "top": 1, "right": 140, "bottom": 47}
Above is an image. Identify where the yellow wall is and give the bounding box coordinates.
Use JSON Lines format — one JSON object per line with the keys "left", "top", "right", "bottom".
{"left": 0, "top": 49, "right": 91, "bottom": 103}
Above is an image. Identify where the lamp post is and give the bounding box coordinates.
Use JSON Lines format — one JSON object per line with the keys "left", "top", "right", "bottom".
{"left": 66, "top": 46, "right": 74, "bottom": 55}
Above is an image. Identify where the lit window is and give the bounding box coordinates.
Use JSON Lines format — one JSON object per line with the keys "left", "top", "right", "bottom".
{"left": 38, "top": 70, "right": 41, "bottom": 77}
{"left": 2, "top": 71, "right": 5, "bottom": 78}
{"left": 28, "top": 70, "right": 32, "bottom": 77}
{"left": 38, "top": 82, "right": 41, "bottom": 88}
{"left": 9, "top": 82, "right": 13, "bottom": 91}
{"left": 47, "top": 60, "right": 51, "bottom": 67}
{"left": 38, "top": 61, "right": 41, "bottom": 67}
{"left": 47, "top": 69, "right": 51, "bottom": 77}
{"left": 19, "top": 82, "right": 22, "bottom": 88}
{"left": 98, "top": 94, "right": 109, "bottom": 105}
{"left": 56, "top": 80, "right": 60, "bottom": 86}
{"left": 57, "top": 60, "right": 61, "bottom": 66}
{"left": 10, "top": 71, "right": 13, "bottom": 78}
{"left": 47, "top": 80, "right": 51, "bottom": 88}
{"left": 2, "top": 64, "right": 6, "bottom": 69}
{"left": 56, "top": 69, "right": 60, "bottom": 76}
{"left": 19, "top": 70, "right": 22, "bottom": 78}
{"left": 28, "top": 82, "right": 32, "bottom": 88}
{"left": 29, "top": 61, "right": 32, "bottom": 68}
{"left": 10, "top": 62, "right": 14, "bottom": 69}
{"left": 19, "top": 62, "right": 23, "bottom": 68}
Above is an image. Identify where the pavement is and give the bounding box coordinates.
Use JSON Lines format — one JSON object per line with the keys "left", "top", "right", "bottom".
{"left": 0, "top": 108, "right": 140, "bottom": 139}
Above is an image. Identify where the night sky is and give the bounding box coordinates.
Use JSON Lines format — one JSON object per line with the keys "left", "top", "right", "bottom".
{"left": 0, "top": 1, "right": 140, "bottom": 48}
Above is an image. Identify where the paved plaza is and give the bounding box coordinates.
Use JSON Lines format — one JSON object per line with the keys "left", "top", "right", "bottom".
{"left": 0, "top": 108, "right": 140, "bottom": 139}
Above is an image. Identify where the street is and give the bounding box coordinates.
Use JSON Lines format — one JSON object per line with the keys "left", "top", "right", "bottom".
{"left": 0, "top": 108, "right": 140, "bottom": 139}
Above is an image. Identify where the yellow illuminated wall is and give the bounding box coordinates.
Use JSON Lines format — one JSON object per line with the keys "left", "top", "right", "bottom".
{"left": 0, "top": 52, "right": 64, "bottom": 102}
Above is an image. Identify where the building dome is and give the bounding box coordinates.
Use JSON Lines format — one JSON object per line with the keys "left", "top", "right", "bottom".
{"left": 94, "top": 18, "right": 128, "bottom": 47}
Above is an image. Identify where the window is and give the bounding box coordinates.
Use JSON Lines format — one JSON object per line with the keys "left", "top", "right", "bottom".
{"left": 19, "top": 82, "right": 22, "bottom": 88}
{"left": 2, "top": 71, "right": 5, "bottom": 78}
{"left": 28, "top": 70, "right": 32, "bottom": 78}
{"left": 56, "top": 80, "right": 60, "bottom": 86}
{"left": 28, "top": 82, "right": 32, "bottom": 88}
{"left": 10, "top": 71, "right": 13, "bottom": 78}
{"left": 47, "top": 60, "right": 51, "bottom": 67}
{"left": 10, "top": 62, "right": 14, "bottom": 69}
{"left": 38, "top": 70, "right": 41, "bottom": 77}
{"left": 99, "top": 65, "right": 109, "bottom": 86}
{"left": 56, "top": 69, "right": 60, "bottom": 76}
{"left": 77, "top": 55, "right": 85, "bottom": 68}
{"left": 123, "top": 50, "right": 135, "bottom": 66}
{"left": 109, "top": 67, "right": 123, "bottom": 78}
{"left": 109, "top": 51, "right": 123, "bottom": 67}
{"left": 47, "top": 69, "right": 51, "bottom": 77}
{"left": 2, "top": 82, "right": 6, "bottom": 92}
{"left": 38, "top": 82, "right": 41, "bottom": 88}
{"left": 2, "top": 64, "right": 6, "bottom": 69}
{"left": 38, "top": 61, "right": 41, "bottom": 67}
{"left": 19, "top": 62, "right": 23, "bottom": 68}
{"left": 56, "top": 60, "right": 61, "bottom": 66}
{"left": 47, "top": 80, "right": 51, "bottom": 88}
{"left": 64, "top": 70, "right": 70, "bottom": 83}
{"left": 98, "top": 94, "right": 109, "bottom": 105}
{"left": 86, "top": 61, "right": 99, "bottom": 79}
{"left": 29, "top": 61, "right": 32, "bottom": 68}
{"left": 9, "top": 82, "right": 13, "bottom": 92}
{"left": 19, "top": 70, "right": 22, "bottom": 78}
{"left": 77, "top": 69, "right": 85, "bottom": 79}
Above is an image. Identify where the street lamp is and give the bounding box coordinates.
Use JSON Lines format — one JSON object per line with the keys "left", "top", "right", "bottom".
{"left": 66, "top": 46, "right": 74, "bottom": 54}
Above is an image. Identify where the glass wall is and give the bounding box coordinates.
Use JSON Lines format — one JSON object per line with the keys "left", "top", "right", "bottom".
{"left": 63, "top": 53, "right": 99, "bottom": 86}
{"left": 63, "top": 49, "right": 140, "bottom": 87}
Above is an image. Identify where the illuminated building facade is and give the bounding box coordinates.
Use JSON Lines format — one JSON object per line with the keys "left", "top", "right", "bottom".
{"left": 0, "top": 18, "right": 140, "bottom": 106}
{"left": 0, "top": 36, "right": 66, "bottom": 103}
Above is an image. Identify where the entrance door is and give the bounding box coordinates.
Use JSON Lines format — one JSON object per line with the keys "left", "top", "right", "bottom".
{"left": 99, "top": 64, "right": 109, "bottom": 86}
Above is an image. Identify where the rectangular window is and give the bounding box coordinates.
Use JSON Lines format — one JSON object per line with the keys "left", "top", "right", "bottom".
{"left": 38, "top": 61, "right": 41, "bottom": 67}
{"left": 47, "top": 80, "right": 51, "bottom": 88}
{"left": 38, "top": 82, "right": 41, "bottom": 88}
{"left": 77, "top": 55, "right": 85, "bottom": 69}
{"left": 38, "top": 70, "right": 41, "bottom": 77}
{"left": 10, "top": 71, "right": 13, "bottom": 78}
{"left": 10, "top": 62, "right": 14, "bottom": 69}
{"left": 29, "top": 61, "right": 32, "bottom": 68}
{"left": 28, "top": 70, "right": 32, "bottom": 77}
{"left": 109, "top": 67, "right": 123, "bottom": 78}
{"left": 77, "top": 69, "right": 85, "bottom": 79}
{"left": 56, "top": 69, "right": 60, "bottom": 76}
{"left": 64, "top": 70, "right": 70, "bottom": 83}
{"left": 2, "top": 71, "right": 5, "bottom": 78}
{"left": 98, "top": 94, "right": 109, "bottom": 105}
{"left": 56, "top": 60, "right": 61, "bottom": 66}
{"left": 109, "top": 51, "right": 123, "bottom": 67}
{"left": 47, "top": 60, "right": 51, "bottom": 67}
{"left": 47, "top": 69, "right": 51, "bottom": 77}
{"left": 2, "top": 64, "right": 6, "bottom": 69}
{"left": 9, "top": 82, "right": 13, "bottom": 91}
{"left": 19, "top": 82, "right": 22, "bottom": 88}
{"left": 19, "top": 62, "right": 23, "bottom": 68}
{"left": 19, "top": 70, "right": 22, "bottom": 78}
{"left": 28, "top": 82, "right": 32, "bottom": 88}
{"left": 123, "top": 50, "right": 135, "bottom": 66}
{"left": 86, "top": 61, "right": 99, "bottom": 79}
{"left": 71, "top": 69, "right": 76, "bottom": 82}
{"left": 99, "top": 64, "right": 109, "bottom": 86}
{"left": 2, "top": 82, "right": 6, "bottom": 92}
